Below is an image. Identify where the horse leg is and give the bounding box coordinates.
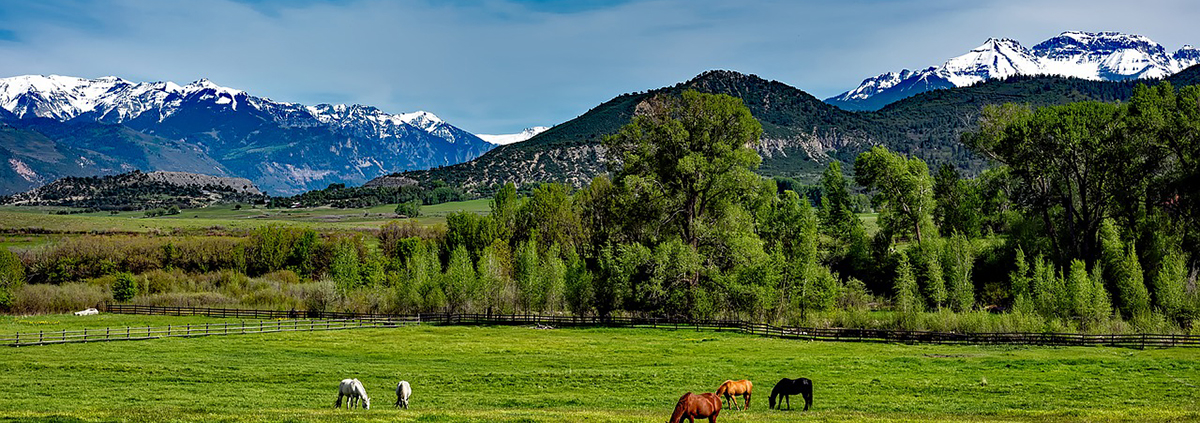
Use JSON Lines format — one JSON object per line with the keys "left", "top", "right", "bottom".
{"left": 727, "top": 394, "right": 740, "bottom": 411}
{"left": 803, "top": 391, "right": 812, "bottom": 411}
{"left": 785, "top": 395, "right": 791, "bottom": 410}
{"left": 745, "top": 393, "right": 751, "bottom": 410}
{"left": 335, "top": 394, "right": 342, "bottom": 409}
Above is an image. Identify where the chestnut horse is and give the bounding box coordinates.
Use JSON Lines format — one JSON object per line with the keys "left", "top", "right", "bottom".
{"left": 668, "top": 392, "right": 722, "bottom": 423}
{"left": 715, "top": 380, "right": 752, "bottom": 410}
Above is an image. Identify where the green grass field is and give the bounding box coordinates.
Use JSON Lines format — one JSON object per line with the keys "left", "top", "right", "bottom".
{"left": 1, "top": 315, "right": 1196, "bottom": 422}
{"left": 0, "top": 200, "right": 492, "bottom": 234}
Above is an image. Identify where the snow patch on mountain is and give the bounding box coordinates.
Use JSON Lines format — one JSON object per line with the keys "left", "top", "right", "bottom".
{"left": 0, "top": 75, "right": 476, "bottom": 146}
{"left": 829, "top": 31, "right": 1199, "bottom": 110}
{"left": 478, "top": 126, "right": 551, "bottom": 145}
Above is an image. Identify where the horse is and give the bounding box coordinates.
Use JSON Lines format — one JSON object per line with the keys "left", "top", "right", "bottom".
{"left": 668, "top": 392, "right": 722, "bottom": 423}
{"left": 715, "top": 380, "right": 753, "bottom": 411}
{"left": 395, "top": 381, "right": 412, "bottom": 409}
{"left": 768, "top": 377, "right": 812, "bottom": 411}
{"left": 334, "top": 378, "right": 371, "bottom": 410}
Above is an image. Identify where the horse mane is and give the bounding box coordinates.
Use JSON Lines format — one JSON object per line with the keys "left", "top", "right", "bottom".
{"left": 716, "top": 380, "right": 733, "bottom": 396}
{"left": 669, "top": 393, "right": 691, "bottom": 423}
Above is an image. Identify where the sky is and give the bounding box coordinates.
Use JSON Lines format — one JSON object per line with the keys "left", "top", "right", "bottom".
{"left": 0, "top": 0, "right": 1196, "bottom": 134}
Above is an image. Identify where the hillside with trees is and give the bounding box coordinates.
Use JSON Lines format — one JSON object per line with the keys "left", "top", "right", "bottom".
{"left": 387, "top": 65, "right": 1200, "bottom": 193}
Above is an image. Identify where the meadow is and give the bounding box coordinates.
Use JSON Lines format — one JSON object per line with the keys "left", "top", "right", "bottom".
{"left": 0, "top": 314, "right": 1197, "bottom": 422}
{"left": 0, "top": 199, "right": 491, "bottom": 234}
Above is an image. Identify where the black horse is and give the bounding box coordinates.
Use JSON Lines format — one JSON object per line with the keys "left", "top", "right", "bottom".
{"left": 768, "top": 377, "right": 812, "bottom": 411}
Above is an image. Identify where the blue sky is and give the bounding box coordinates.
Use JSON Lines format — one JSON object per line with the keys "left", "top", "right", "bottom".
{"left": 0, "top": 0, "right": 1196, "bottom": 134}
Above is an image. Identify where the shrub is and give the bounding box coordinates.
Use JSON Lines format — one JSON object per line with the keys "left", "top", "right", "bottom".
{"left": 394, "top": 201, "right": 421, "bottom": 218}
{"left": 12, "top": 283, "right": 108, "bottom": 314}
{"left": 112, "top": 272, "right": 138, "bottom": 302}
{"left": 0, "top": 248, "right": 25, "bottom": 310}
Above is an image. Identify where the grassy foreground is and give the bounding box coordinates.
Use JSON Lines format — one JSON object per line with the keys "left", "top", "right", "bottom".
{"left": 1, "top": 317, "right": 1197, "bottom": 422}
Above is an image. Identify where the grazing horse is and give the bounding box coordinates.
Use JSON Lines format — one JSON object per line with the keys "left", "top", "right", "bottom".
{"left": 334, "top": 378, "right": 371, "bottom": 410}
{"left": 715, "top": 380, "right": 753, "bottom": 411}
{"left": 395, "top": 380, "right": 412, "bottom": 409}
{"left": 668, "top": 392, "right": 722, "bottom": 423}
{"left": 768, "top": 377, "right": 812, "bottom": 411}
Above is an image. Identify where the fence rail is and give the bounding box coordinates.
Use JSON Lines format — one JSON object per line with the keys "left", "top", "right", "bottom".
{"left": 2, "top": 314, "right": 419, "bottom": 347}
{"left": 10, "top": 304, "right": 1198, "bottom": 349}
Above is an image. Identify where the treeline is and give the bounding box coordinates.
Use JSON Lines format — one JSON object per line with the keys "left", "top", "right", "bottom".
{"left": 270, "top": 181, "right": 467, "bottom": 209}
{"left": 3, "top": 88, "right": 1198, "bottom": 334}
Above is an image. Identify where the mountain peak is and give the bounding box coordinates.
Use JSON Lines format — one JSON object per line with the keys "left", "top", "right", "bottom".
{"left": 828, "top": 31, "right": 1195, "bottom": 111}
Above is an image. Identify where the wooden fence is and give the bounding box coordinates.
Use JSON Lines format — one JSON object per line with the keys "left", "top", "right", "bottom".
{"left": 2, "top": 316, "right": 419, "bottom": 347}
{"left": 89, "top": 304, "right": 1200, "bottom": 349}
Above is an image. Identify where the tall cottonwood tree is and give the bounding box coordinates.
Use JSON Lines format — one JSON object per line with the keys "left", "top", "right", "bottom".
{"left": 854, "top": 146, "right": 937, "bottom": 244}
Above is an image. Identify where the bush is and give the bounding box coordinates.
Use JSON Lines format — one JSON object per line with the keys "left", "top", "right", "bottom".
{"left": 112, "top": 272, "right": 138, "bottom": 302}
{"left": 13, "top": 283, "right": 108, "bottom": 314}
{"left": 394, "top": 201, "right": 421, "bottom": 218}
{"left": 0, "top": 248, "right": 25, "bottom": 310}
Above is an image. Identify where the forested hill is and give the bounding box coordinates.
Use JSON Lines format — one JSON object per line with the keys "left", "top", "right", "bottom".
{"left": 0, "top": 170, "right": 268, "bottom": 212}
{"left": 380, "top": 65, "right": 1200, "bottom": 193}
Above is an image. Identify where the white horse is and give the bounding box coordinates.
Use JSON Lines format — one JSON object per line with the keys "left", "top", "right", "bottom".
{"left": 335, "top": 378, "right": 370, "bottom": 409}
{"left": 395, "top": 381, "right": 412, "bottom": 409}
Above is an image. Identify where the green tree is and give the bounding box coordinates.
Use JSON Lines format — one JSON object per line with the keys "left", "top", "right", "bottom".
{"left": 1066, "top": 260, "right": 1093, "bottom": 320}
{"left": 854, "top": 146, "right": 938, "bottom": 244}
{"left": 490, "top": 183, "right": 520, "bottom": 243}
{"left": 442, "top": 245, "right": 477, "bottom": 314}
{"left": 933, "top": 164, "right": 983, "bottom": 237}
{"left": 477, "top": 239, "right": 515, "bottom": 314}
{"left": 1099, "top": 219, "right": 1150, "bottom": 318}
{"left": 943, "top": 234, "right": 975, "bottom": 312}
{"left": 966, "top": 101, "right": 1144, "bottom": 262}
{"left": 1153, "top": 250, "right": 1187, "bottom": 320}
{"left": 909, "top": 239, "right": 946, "bottom": 310}
{"left": 394, "top": 200, "right": 421, "bottom": 218}
{"left": 604, "top": 90, "right": 763, "bottom": 251}
{"left": 519, "top": 183, "right": 582, "bottom": 251}
{"left": 820, "top": 161, "right": 860, "bottom": 237}
{"left": 564, "top": 250, "right": 594, "bottom": 316}
{"left": 330, "top": 240, "right": 361, "bottom": 293}
{"left": 515, "top": 239, "right": 542, "bottom": 312}
{"left": 893, "top": 253, "right": 922, "bottom": 315}
{"left": 0, "top": 249, "right": 25, "bottom": 310}
{"left": 540, "top": 248, "right": 567, "bottom": 313}
{"left": 112, "top": 272, "right": 138, "bottom": 302}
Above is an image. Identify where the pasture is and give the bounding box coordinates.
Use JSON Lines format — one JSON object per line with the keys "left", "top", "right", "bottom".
{"left": 1, "top": 315, "right": 1197, "bottom": 422}
{"left": 0, "top": 199, "right": 492, "bottom": 234}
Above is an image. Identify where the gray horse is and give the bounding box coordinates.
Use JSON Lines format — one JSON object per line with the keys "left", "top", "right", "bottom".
{"left": 395, "top": 380, "right": 412, "bottom": 409}
{"left": 335, "top": 378, "right": 371, "bottom": 410}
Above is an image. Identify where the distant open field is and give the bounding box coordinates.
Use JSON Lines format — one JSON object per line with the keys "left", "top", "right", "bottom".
{"left": 0, "top": 199, "right": 491, "bottom": 235}
{"left": 1, "top": 315, "right": 1196, "bottom": 422}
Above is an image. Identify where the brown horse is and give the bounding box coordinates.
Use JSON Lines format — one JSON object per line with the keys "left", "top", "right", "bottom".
{"left": 668, "top": 392, "right": 722, "bottom": 423}
{"left": 715, "top": 380, "right": 752, "bottom": 410}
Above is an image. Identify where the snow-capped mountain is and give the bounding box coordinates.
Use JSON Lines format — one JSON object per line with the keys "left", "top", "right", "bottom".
{"left": 0, "top": 75, "right": 495, "bottom": 194}
{"left": 828, "top": 31, "right": 1200, "bottom": 111}
{"left": 477, "top": 126, "right": 551, "bottom": 145}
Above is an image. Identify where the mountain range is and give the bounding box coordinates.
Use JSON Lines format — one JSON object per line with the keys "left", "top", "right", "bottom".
{"left": 376, "top": 64, "right": 1200, "bottom": 193}
{"left": 0, "top": 75, "right": 494, "bottom": 195}
{"left": 827, "top": 31, "right": 1200, "bottom": 111}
